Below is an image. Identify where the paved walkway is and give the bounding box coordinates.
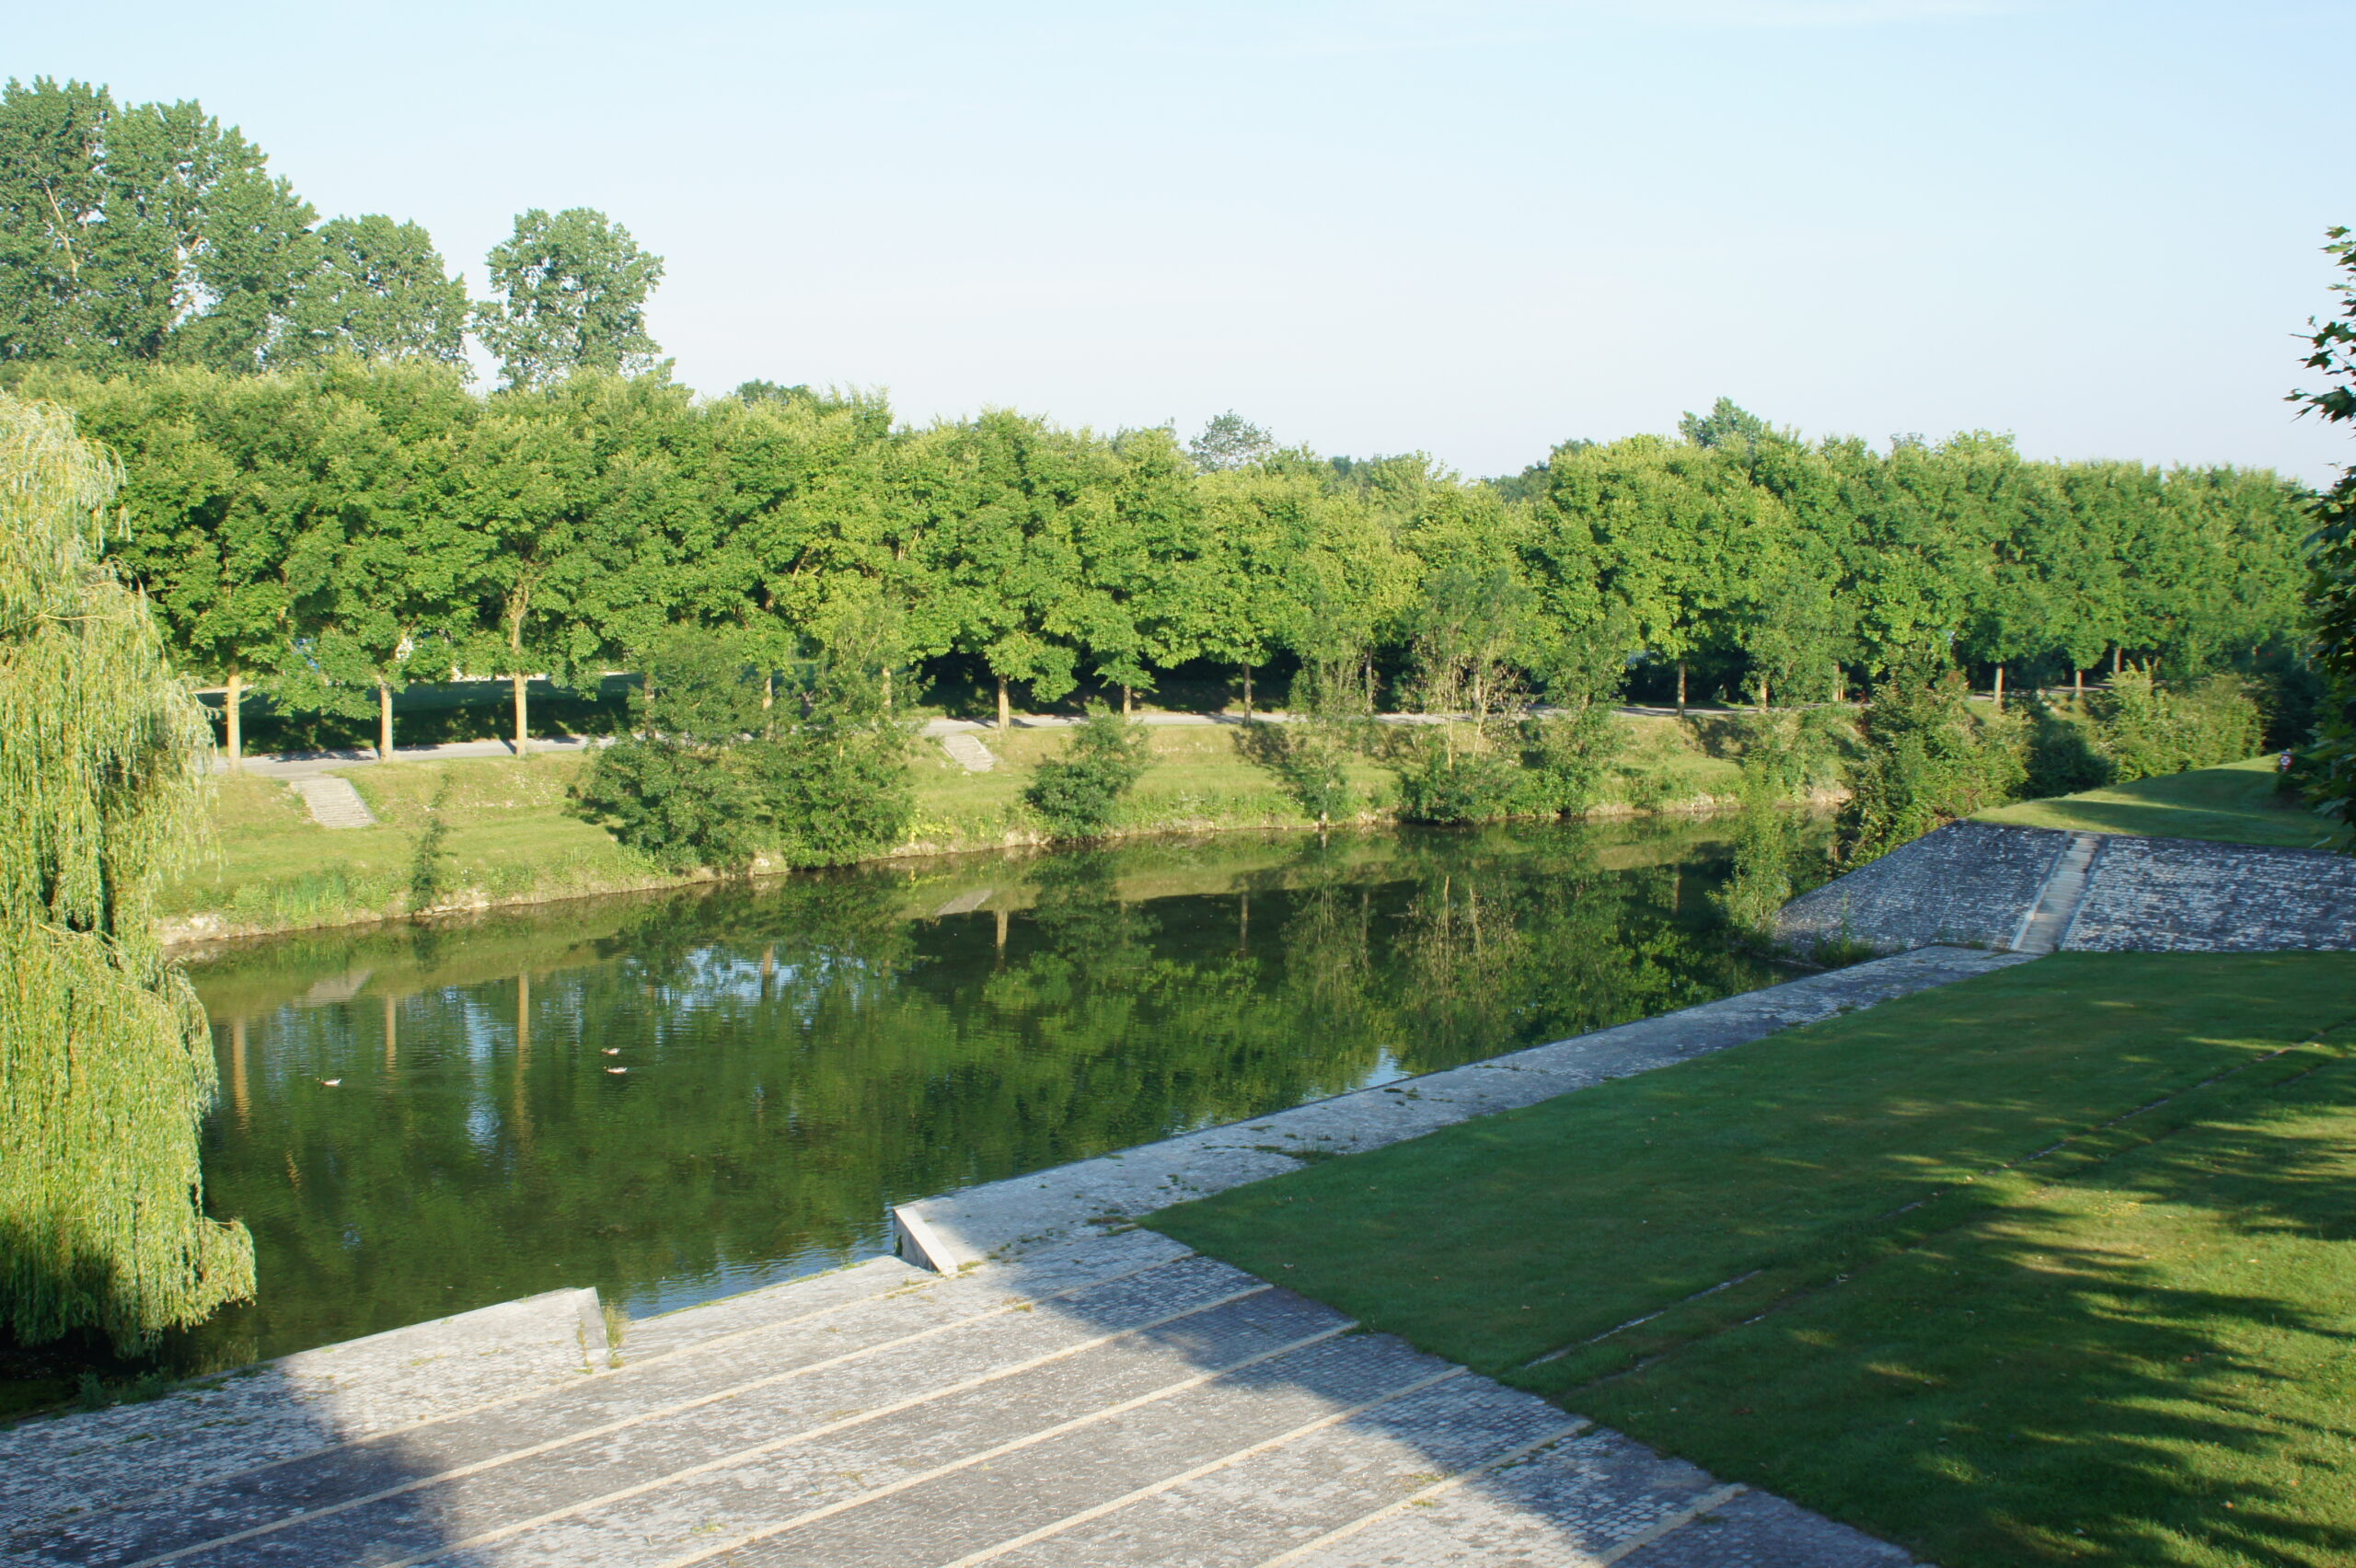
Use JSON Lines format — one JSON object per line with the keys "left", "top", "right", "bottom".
{"left": 209, "top": 706, "right": 1744, "bottom": 781}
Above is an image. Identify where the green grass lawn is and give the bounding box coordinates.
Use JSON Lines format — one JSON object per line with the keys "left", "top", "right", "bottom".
{"left": 1149, "top": 952, "right": 2356, "bottom": 1568}
{"left": 1975, "top": 756, "right": 2345, "bottom": 850}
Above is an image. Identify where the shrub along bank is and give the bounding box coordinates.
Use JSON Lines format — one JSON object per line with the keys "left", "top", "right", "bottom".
{"left": 162, "top": 710, "right": 1769, "bottom": 941}
{"left": 163, "top": 663, "right": 2289, "bottom": 945}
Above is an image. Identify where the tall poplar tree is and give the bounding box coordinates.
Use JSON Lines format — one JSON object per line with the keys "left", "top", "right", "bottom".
{"left": 283, "top": 214, "right": 469, "bottom": 365}
{"left": 0, "top": 391, "right": 254, "bottom": 1348}
{"left": 474, "top": 208, "right": 665, "bottom": 391}
{"left": 0, "top": 78, "right": 320, "bottom": 373}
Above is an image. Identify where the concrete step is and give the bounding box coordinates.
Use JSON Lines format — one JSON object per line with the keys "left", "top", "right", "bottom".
{"left": 0, "top": 1287, "right": 606, "bottom": 1539}
{"left": 287, "top": 775, "right": 378, "bottom": 829}
{"left": 2013, "top": 831, "right": 2099, "bottom": 954}
{"left": 10, "top": 1236, "right": 1216, "bottom": 1566}
{"left": 1, "top": 1230, "right": 1918, "bottom": 1567}
{"left": 940, "top": 732, "right": 997, "bottom": 773}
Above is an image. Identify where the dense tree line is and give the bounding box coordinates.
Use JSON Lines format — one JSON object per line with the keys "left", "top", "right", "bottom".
{"left": 1, "top": 361, "right": 2310, "bottom": 764}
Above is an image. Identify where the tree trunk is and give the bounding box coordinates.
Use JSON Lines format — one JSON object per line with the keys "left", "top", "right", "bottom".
{"left": 2111, "top": 645, "right": 2122, "bottom": 677}
{"left": 997, "top": 676, "right": 1011, "bottom": 732}
{"left": 882, "top": 665, "right": 893, "bottom": 711}
{"left": 2075, "top": 667, "right": 2085, "bottom": 700}
{"left": 1676, "top": 661, "right": 1687, "bottom": 714}
{"left": 1121, "top": 684, "right": 1132, "bottom": 716}
{"left": 994, "top": 905, "right": 1009, "bottom": 957}
{"left": 1992, "top": 664, "right": 2004, "bottom": 711}
{"left": 1758, "top": 673, "right": 1769, "bottom": 712}
{"left": 377, "top": 680, "right": 394, "bottom": 761}
{"left": 225, "top": 668, "right": 244, "bottom": 772}
{"left": 1832, "top": 667, "right": 1845, "bottom": 704}
{"left": 512, "top": 674, "right": 529, "bottom": 756}
{"left": 1242, "top": 663, "right": 1254, "bottom": 721}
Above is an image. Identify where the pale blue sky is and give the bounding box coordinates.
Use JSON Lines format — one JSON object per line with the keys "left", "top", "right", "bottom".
{"left": 14, "top": 1, "right": 2353, "bottom": 480}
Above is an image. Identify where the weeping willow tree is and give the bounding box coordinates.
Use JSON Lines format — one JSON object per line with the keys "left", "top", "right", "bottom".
{"left": 0, "top": 393, "right": 254, "bottom": 1349}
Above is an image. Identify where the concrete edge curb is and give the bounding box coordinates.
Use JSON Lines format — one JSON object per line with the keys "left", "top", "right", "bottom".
{"left": 892, "top": 946, "right": 2038, "bottom": 1274}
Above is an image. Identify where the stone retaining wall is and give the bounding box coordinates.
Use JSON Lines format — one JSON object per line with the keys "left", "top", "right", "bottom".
{"left": 1777, "top": 820, "right": 2356, "bottom": 956}
{"left": 1775, "top": 821, "right": 2068, "bottom": 955}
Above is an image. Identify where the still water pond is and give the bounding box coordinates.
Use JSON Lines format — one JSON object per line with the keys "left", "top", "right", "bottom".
{"left": 183, "top": 821, "right": 1785, "bottom": 1369}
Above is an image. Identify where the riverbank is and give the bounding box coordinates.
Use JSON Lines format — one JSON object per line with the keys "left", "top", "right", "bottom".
{"left": 1149, "top": 951, "right": 2356, "bottom": 1568}
{"left": 160, "top": 710, "right": 1785, "bottom": 945}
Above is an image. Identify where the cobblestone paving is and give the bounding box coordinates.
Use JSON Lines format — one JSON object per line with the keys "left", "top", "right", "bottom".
{"left": 1, "top": 1232, "right": 1918, "bottom": 1567}
{"left": 2062, "top": 833, "right": 2356, "bottom": 951}
{"left": 1778, "top": 818, "right": 2356, "bottom": 960}
{"left": 1776, "top": 822, "right": 2068, "bottom": 957}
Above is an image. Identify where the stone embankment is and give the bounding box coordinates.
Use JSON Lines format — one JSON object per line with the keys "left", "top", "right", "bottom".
{"left": 1778, "top": 822, "right": 2356, "bottom": 957}
{"left": 0, "top": 951, "right": 2012, "bottom": 1567}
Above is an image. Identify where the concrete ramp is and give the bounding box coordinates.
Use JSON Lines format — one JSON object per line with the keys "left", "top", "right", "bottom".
{"left": 1778, "top": 820, "right": 2356, "bottom": 956}
{"left": 2063, "top": 833, "right": 2356, "bottom": 951}
{"left": 940, "top": 732, "right": 998, "bottom": 773}
{"left": 1777, "top": 821, "right": 2070, "bottom": 956}
{"left": 288, "top": 774, "right": 378, "bottom": 828}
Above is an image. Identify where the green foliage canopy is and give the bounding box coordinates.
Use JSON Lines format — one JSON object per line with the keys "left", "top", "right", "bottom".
{"left": 0, "top": 391, "right": 253, "bottom": 1348}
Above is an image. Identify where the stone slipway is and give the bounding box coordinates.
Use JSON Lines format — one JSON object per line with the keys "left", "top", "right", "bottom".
{"left": 1777, "top": 820, "right": 2356, "bottom": 958}
{"left": 890, "top": 945, "right": 2030, "bottom": 1274}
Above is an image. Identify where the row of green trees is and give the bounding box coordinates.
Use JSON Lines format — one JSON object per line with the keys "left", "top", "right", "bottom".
{"left": 0, "top": 361, "right": 2312, "bottom": 774}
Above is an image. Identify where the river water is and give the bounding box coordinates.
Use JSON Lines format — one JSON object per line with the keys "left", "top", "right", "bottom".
{"left": 179, "top": 821, "right": 1788, "bottom": 1370}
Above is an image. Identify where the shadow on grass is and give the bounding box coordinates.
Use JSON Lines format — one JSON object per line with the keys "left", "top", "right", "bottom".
{"left": 1573, "top": 1055, "right": 2356, "bottom": 1568}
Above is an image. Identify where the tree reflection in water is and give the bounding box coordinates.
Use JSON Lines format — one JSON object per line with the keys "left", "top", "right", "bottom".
{"left": 175, "top": 820, "right": 1792, "bottom": 1371}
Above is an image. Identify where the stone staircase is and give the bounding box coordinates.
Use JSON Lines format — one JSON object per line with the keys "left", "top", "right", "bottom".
{"left": 287, "top": 775, "right": 378, "bottom": 829}
{"left": 0, "top": 1230, "right": 1912, "bottom": 1567}
{"left": 940, "top": 732, "right": 998, "bottom": 773}
{"left": 2012, "top": 831, "right": 2098, "bottom": 954}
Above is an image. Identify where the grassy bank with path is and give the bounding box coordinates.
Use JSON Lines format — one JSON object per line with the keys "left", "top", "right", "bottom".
{"left": 1976, "top": 755, "right": 2345, "bottom": 849}
{"left": 162, "top": 710, "right": 1768, "bottom": 942}
{"left": 1150, "top": 951, "right": 2356, "bottom": 1568}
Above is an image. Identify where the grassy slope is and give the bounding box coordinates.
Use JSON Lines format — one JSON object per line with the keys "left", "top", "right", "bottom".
{"left": 1975, "top": 756, "right": 2346, "bottom": 850}
{"left": 1149, "top": 952, "right": 2356, "bottom": 1568}
{"left": 159, "top": 713, "right": 1750, "bottom": 938}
